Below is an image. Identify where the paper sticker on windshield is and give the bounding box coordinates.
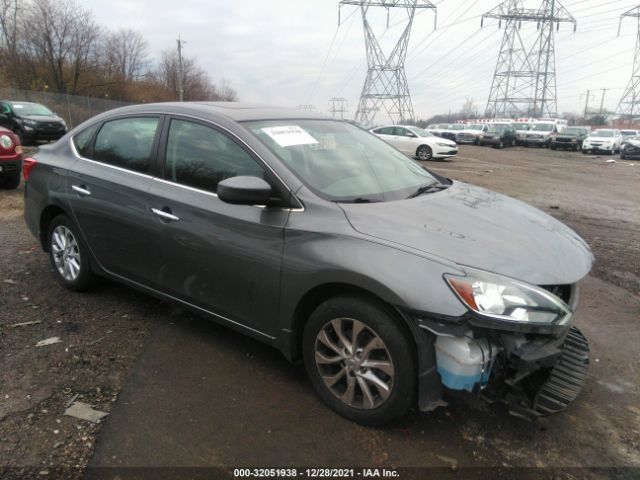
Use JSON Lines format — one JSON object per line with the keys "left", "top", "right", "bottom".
{"left": 12, "top": 104, "right": 23, "bottom": 108}
{"left": 261, "top": 125, "right": 318, "bottom": 148}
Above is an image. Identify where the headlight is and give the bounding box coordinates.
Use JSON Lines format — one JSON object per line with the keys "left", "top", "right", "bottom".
{"left": 437, "top": 142, "right": 453, "bottom": 147}
{"left": 21, "top": 118, "right": 37, "bottom": 126}
{"left": 444, "top": 267, "right": 572, "bottom": 330}
{"left": 479, "top": 135, "right": 484, "bottom": 140}
{"left": 0, "top": 134, "right": 14, "bottom": 149}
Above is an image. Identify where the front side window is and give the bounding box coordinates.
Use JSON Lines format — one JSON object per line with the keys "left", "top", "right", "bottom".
{"left": 375, "top": 127, "right": 394, "bottom": 135}
{"left": 92, "top": 117, "right": 159, "bottom": 174}
{"left": 407, "top": 127, "right": 434, "bottom": 138}
{"left": 246, "top": 119, "right": 438, "bottom": 202}
{"left": 164, "top": 119, "right": 264, "bottom": 194}
{"left": 393, "top": 127, "right": 410, "bottom": 137}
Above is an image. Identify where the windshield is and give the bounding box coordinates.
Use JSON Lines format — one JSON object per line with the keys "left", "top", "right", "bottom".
{"left": 407, "top": 126, "right": 433, "bottom": 138}
{"left": 11, "top": 103, "right": 53, "bottom": 116}
{"left": 592, "top": 130, "right": 614, "bottom": 137}
{"left": 449, "top": 124, "right": 465, "bottom": 131}
{"left": 467, "top": 124, "right": 484, "bottom": 130}
{"left": 246, "top": 120, "right": 438, "bottom": 202}
{"left": 487, "top": 124, "right": 507, "bottom": 133}
{"left": 530, "top": 123, "right": 554, "bottom": 132}
{"left": 621, "top": 130, "right": 637, "bottom": 136}
{"left": 515, "top": 124, "right": 531, "bottom": 131}
{"left": 563, "top": 128, "right": 583, "bottom": 135}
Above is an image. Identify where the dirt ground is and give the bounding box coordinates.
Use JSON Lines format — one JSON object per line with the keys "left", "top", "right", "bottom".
{"left": 0, "top": 145, "right": 639, "bottom": 480}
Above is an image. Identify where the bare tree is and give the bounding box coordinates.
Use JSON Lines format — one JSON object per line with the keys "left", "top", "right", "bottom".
{"left": 0, "top": 0, "right": 20, "bottom": 54}
{"left": 460, "top": 97, "right": 477, "bottom": 119}
{"left": 105, "top": 28, "right": 148, "bottom": 81}
{"left": 156, "top": 49, "right": 234, "bottom": 101}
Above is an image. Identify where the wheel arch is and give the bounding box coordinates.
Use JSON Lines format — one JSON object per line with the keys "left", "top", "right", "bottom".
{"left": 286, "top": 282, "right": 418, "bottom": 364}
{"left": 415, "top": 143, "right": 432, "bottom": 156}
{"left": 39, "top": 204, "right": 68, "bottom": 252}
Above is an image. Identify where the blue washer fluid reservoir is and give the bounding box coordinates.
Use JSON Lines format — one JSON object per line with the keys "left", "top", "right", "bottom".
{"left": 435, "top": 334, "right": 498, "bottom": 392}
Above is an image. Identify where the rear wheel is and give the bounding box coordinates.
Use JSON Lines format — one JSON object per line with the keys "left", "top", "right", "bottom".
{"left": 0, "top": 170, "right": 20, "bottom": 189}
{"left": 416, "top": 145, "right": 432, "bottom": 161}
{"left": 48, "top": 214, "right": 96, "bottom": 291}
{"left": 303, "top": 296, "right": 416, "bottom": 425}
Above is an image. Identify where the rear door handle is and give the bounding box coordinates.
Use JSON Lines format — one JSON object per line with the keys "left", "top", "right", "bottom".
{"left": 72, "top": 185, "right": 91, "bottom": 196}
{"left": 151, "top": 207, "right": 180, "bottom": 222}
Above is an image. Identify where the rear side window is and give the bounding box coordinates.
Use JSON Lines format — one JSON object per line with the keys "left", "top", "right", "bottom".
{"left": 92, "top": 117, "right": 159, "bottom": 174}
{"left": 376, "top": 127, "right": 394, "bottom": 135}
{"left": 72, "top": 124, "right": 99, "bottom": 158}
{"left": 164, "top": 119, "right": 264, "bottom": 194}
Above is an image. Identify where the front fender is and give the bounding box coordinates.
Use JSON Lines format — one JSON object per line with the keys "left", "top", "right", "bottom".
{"left": 277, "top": 230, "right": 468, "bottom": 349}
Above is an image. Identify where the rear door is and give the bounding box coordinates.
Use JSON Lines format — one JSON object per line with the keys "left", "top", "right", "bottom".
{"left": 146, "top": 116, "right": 289, "bottom": 336}
{"left": 66, "top": 115, "right": 163, "bottom": 285}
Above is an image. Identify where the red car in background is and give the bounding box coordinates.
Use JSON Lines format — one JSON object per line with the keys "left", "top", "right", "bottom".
{"left": 0, "top": 126, "right": 23, "bottom": 189}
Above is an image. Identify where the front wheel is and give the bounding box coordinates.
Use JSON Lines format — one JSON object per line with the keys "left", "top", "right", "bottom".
{"left": 48, "top": 214, "right": 96, "bottom": 291}
{"left": 416, "top": 145, "right": 432, "bottom": 161}
{"left": 303, "top": 296, "right": 416, "bottom": 425}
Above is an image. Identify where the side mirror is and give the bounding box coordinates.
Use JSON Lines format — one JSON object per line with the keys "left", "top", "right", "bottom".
{"left": 217, "top": 176, "right": 272, "bottom": 206}
{"left": 406, "top": 132, "right": 416, "bottom": 138}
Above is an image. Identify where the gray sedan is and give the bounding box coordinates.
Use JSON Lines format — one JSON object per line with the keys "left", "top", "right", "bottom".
{"left": 23, "top": 102, "right": 593, "bottom": 425}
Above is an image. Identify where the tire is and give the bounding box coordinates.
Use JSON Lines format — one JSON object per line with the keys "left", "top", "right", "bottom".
{"left": 416, "top": 145, "right": 432, "bottom": 161}
{"left": 0, "top": 170, "right": 20, "bottom": 189}
{"left": 550, "top": 146, "right": 556, "bottom": 150}
{"left": 47, "top": 214, "right": 96, "bottom": 291}
{"left": 303, "top": 296, "right": 416, "bottom": 426}
{"left": 620, "top": 153, "right": 626, "bottom": 159}
{"left": 12, "top": 128, "right": 25, "bottom": 146}
{"left": 495, "top": 140, "right": 504, "bottom": 149}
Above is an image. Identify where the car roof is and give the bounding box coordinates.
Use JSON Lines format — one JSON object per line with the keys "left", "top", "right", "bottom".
{"left": 97, "top": 101, "right": 329, "bottom": 123}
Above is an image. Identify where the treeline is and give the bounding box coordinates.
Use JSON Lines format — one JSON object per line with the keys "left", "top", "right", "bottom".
{"left": 0, "top": 0, "right": 237, "bottom": 102}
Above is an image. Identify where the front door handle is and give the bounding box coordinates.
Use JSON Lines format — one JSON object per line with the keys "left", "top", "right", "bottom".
{"left": 72, "top": 185, "right": 91, "bottom": 196}
{"left": 151, "top": 207, "right": 180, "bottom": 222}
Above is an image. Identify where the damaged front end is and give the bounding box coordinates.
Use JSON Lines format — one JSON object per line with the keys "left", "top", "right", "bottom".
{"left": 413, "top": 268, "right": 590, "bottom": 420}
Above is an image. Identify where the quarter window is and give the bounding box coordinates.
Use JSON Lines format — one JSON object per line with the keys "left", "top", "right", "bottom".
{"left": 164, "top": 119, "right": 264, "bottom": 194}
{"left": 72, "top": 124, "right": 99, "bottom": 158}
{"left": 92, "top": 117, "right": 159, "bottom": 174}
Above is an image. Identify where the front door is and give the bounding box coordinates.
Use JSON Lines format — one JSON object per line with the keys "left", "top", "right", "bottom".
{"left": 147, "top": 117, "right": 289, "bottom": 336}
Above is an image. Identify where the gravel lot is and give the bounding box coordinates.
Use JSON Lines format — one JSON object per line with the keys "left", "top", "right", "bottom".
{"left": 0, "top": 145, "right": 638, "bottom": 480}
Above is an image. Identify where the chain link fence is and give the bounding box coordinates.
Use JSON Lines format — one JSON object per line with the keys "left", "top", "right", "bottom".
{"left": 0, "top": 87, "right": 133, "bottom": 129}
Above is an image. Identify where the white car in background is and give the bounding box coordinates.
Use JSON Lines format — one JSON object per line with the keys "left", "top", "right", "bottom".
{"left": 370, "top": 125, "right": 458, "bottom": 160}
{"left": 581, "top": 129, "right": 623, "bottom": 154}
{"left": 455, "top": 123, "right": 487, "bottom": 144}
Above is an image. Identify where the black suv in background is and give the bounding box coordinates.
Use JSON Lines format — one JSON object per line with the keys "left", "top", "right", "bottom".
{"left": 550, "top": 126, "right": 590, "bottom": 151}
{"left": 478, "top": 123, "right": 516, "bottom": 148}
{"left": 0, "top": 100, "right": 67, "bottom": 145}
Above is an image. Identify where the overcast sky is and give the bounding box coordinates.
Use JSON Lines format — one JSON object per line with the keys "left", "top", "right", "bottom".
{"left": 79, "top": 0, "right": 639, "bottom": 120}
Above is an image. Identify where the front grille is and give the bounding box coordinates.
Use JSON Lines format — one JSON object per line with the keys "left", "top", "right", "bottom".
{"left": 555, "top": 137, "right": 574, "bottom": 143}
{"left": 532, "top": 326, "right": 589, "bottom": 415}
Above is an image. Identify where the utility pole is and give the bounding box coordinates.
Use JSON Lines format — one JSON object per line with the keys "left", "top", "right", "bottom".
{"left": 616, "top": 6, "right": 640, "bottom": 125}
{"left": 599, "top": 88, "right": 609, "bottom": 115}
{"left": 583, "top": 89, "right": 591, "bottom": 119}
{"left": 177, "top": 36, "right": 186, "bottom": 102}
{"left": 482, "top": 0, "right": 576, "bottom": 118}
{"left": 338, "top": 0, "right": 436, "bottom": 127}
{"left": 328, "top": 97, "right": 348, "bottom": 119}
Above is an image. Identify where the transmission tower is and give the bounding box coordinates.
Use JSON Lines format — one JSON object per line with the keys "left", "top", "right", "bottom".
{"left": 616, "top": 6, "right": 640, "bottom": 123}
{"left": 296, "top": 104, "right": 316, "bottom": 111}
{"left": 482, "top": 0, "right": 576, "bottom": 118}
{"left": 328, "top": 97, "right": 348, "bottom": 119}
{"left": 339, "top": 0, "right": 436, "bottom": 127}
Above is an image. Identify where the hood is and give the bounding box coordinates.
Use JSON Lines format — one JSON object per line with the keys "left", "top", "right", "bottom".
{"left": 556, "top": 132, "right": 579, "bottom": 138}
{"left": 341, "top": 181, "right": 593, "bottom": 286}
{"left": 459, "top": 129, "right": 482, "bottom": 135}
{"left": 433, "top": 137, "right": 456, "bottom": 145}
{"left": 21, "top": 114, "right": 64, "bottom": 123}
{"left": 585, "top": 135, "right": 612, "bottom": 142}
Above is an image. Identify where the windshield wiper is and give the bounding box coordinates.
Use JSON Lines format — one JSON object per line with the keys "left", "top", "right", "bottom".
{"left": 406, "top": 182, "right": 450, "bottom": 199}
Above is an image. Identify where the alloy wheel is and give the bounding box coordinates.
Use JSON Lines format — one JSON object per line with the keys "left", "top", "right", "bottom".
{"left": 314, "top": 318, "right": 395, "bottom": 410}
{"left": 51, "top": 225, "right": 81, "bottom": 281}
{"left": 417, "top": 146, "right": 432, "bottom": 160}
